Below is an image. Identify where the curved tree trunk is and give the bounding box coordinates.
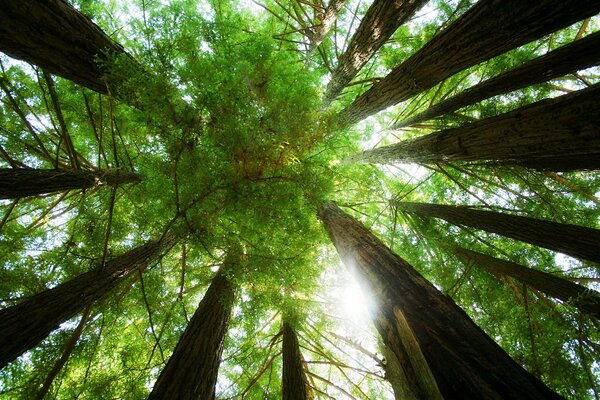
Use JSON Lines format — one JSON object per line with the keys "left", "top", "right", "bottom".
{"left": 391, "top": 30, "right": 600, "bottom": 129}
{"left": 0, "top": 236, "right": 174, "bottom": 369}
{"left": 282, "top": 321, "right": 311, "bottom": 400}
{"left": 395, "top": 201, "right": 600, "bottom": 264}
{"left": 0, "top": 168, "right": 141, "bottom": 199}
{"left": 455, "top": 247, "right": 600, "bottom": 318}
{"left": 318, "top": 202, "right": 564, "bottom": 399}
{"left": 148, "top": 267, "right": 237, "bottom": 400}
{"left": 0, "top": 0, "right": 129, "bottom": 94}
{"left": 323, "top": 0, "right": 428, "bottom": 104}
{"left": 339, "top": 0, "right": 600, "bottom": 125}
{"left": 345, "top": 84, "right": 600, "bottom": 171}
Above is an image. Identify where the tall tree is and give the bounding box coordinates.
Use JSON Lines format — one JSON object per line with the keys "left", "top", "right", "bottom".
{"left": 395, "top": 202, "right": 600, "bottom": 264}
{"left": 148, "top": 260, "right": 238, "bottom": 400}
{"left": 323, "top": 0, "right": 428, "bottom": 104}
{"left": 0, "top": 168, "right": 141, "bottom": 199}
{"left": 282, "top": 320, "right": 311, "bottom": 400}
{"left": 345, "top": 84, "right": 600, "bottom": 171}
{"left": 455, "top": 247, "right": 600, "bottom": 318}
{"left": 318, "top": 202, "right": 564, "bottom": 399}
{"left": 0, "top": 236, "right": 175, "bottom": 369}
{"left": 338, "top": 0, "right": 600, "bottom": 124}
{"left": 307, "top": 0, "right": 345, "bottom": 55}
{"left": 0, "top": 0, "right": 130, "bottom": 94}
{"left": 391, "top": 30, "right": 600, "bottom": 129}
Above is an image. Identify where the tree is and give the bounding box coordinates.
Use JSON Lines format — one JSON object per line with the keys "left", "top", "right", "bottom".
{"left": 282, "top": 320, "right": 311, "bottom": 400}
{"left": 323, "top": 0, "right": 428, "bottom": 104}
{"left": 454, "top": 246, "right": 600, "bottom": 318}
{"left": 390, "top": 30, "right": 600, "bottom": 129}
{"left": 148, "top": 260, "right": 237, "bottom": 400}
{"left": 344, "top": 84, "right": 600, "bottom": 171}
{"left": 339, "top": 0, "right": 600, "bottom": 124}
{"left": 307, "top": 0, "right": 346, "bottom": 55}
{"left": 318, "top": 202, "right": 564, "bottom": 399}
{"left": 0, "top": 0, "right": 129, "bottom": 94}
{"left": 395, "top": 201, "right": 600, "bottom": 264}
{"left": 0, "top": 168, "right": 140, "bottom": 199}
{"left": 0, "top": 236, "right": 174, "bottom": 369}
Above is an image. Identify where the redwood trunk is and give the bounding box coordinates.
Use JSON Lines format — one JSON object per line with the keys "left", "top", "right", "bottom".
{"left": 307, "top": 0, "right": 345, "bottom": 54}
{"left": 339, "top": 0, "right": 600, "bottom": 124}
{"left": 0, "top": 0, "right": 129, "bottom": 94}
{"left": 318, "top": 202, "right": 564, "bottom": 399}
{"left": 148, "top": 271, "right": 236, "bottom": 400}
{"left": 455, "top": 247, "right": 600, "bottom": 318}
{"left": 396, "top": 202, "right": 600, "bottom": 264}
{"left": 282, "top": 321, "right": 310, "bottom": 400}
{"left": 0, "top": 168, "right": 141, "bottom": 199}
{"left": 392, "top": 31, "right": 600, "bottom": 129}
{"left": 323, "top": 0, "right": 427, "bottom": 104}
{"left": 345, "top": 84, "right": 600, "bottom": 171}
{"left": 0, "top": 237, "right": 173, "bottom": 368}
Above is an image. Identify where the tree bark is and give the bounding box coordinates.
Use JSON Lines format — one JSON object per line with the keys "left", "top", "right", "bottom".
{"left": 395, "top": 202, "right": 600, "bottom": 264}
{"left": 318, "top": 202, "right": 564, "bottom": 399}
{"left": 339, "top": 0, "right": 600, "bottom": 125}
{"left": 282, "top": 321, "right": 311, "bottom": 400}
{"left": 0, "top": 0, "right": 130, "bottom": 94}
{"left": 0, "top": 236, "right": 174, "bottom": 369}
{"left": 307, "top": 0, "right": 345, "bottom": 55}
{"left": 455, "top": 247, "right": 600, "bottom": 318}
{"left": 391, "top": 31, "right": 600, "bottom": 129}
{"left": 345, "top": 84, "right": 600, "bottom": 171}
{"left": 0, "top": 168, "right": 141, "bottom": 199}
{"left": 323, "top": 0, "right": 428, "bottom": 104}
{"left": 148, "top": 268, "right": 236, "bottom": 400}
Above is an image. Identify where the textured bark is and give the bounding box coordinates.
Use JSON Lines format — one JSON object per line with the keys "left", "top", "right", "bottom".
{"left": 345, "top": 84, "right": 600, "bottom": 171}
{"left": 323, "top": 0, "right": 428, "bottom": 104}
{"left": 148, "top": 270, "right": 236, "bottom": 400}
{"left": 0, "top": 237, "right": 174, "bottom": 369}
{"left": 307, "top": 0, "right": 345, "bottom": 54}
{"left": 282, "top": 321, "right": 310, "bottom": 400}
{"left": 0, "top": 0, "right": 130, "bottom": 94}
{"left": 391, "top": 30, "right": 600, "bottom": 129}
{"left": 396, "top": 202, "right": 600, "bottom": 264}
{"left": 0, "top": 168, "right": 141, "bottom": 199}
{"left": 455, "top": 247, "right": 600, "bottom": 318}
{"left": 318, "top": 202, "right": 564, "bottom": 399}
{"left": 339, "top": 0, "right": 600, "bottom": 125}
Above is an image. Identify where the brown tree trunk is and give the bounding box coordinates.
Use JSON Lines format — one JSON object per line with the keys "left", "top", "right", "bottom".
{"left": 0, "top": 0, "right": 130, "bottom": 94}
{"left": 345, "top": 84, "right": 600, "bottom": 171}
{"left": 0, "top": 168, "right": 141, "bottom": 199}
{"left": 0, "top": 236, "right": 174, "bottom": 369}
{"left": 323, "top": 0, "right": 427, "bottom": 104}
{"left": 455, "top": 247, "right": 600, "bottom": 318}
{"left": 148, "top": 268, "right": 237, "bottom": 400}
{"left": 282, "top": 321, "right": 310, "bottom": 400}
{"left": 391, "top": 31, "right": 600, "bottom": 129}
{"left": 395, "top": 202, "right": 600, "bottom": 264}
{"left": 307, "top": 0, "right": 345, "bottom": 54}
{"left": 318, "top": 202, "right": 564, "bottom": 399}
{"left": 339, "top": 0, "right": 600, "bottom": 125}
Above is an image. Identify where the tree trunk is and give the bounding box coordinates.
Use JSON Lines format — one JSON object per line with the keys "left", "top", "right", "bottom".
{"left": 318, "top": 202, "right": 564, "bottom": 399}
{"left": 282, "top": 321, "right": 310, "bottom": 400}
{"left": 339, "top": 0, "right": 600, "bottom": 125}
{"left": 391, "top": 30, "right": 600, "bottom": 129}
{"left": 395, "top": 202, "right": 600, "bottom": 264}
{"left": 0, "top": 168, "right": 141, "bottom": 199}
{"left": 0, "top": 0, "right": 130, "bottom": 94}
{"left": 307, "top": 0, "right": 345, "bottom": 55}
{"left": 323, "top": 0, "right": 427, "bottom": 104}
{"left": 455, "top": 247, "right": 600, "bottom": 318}
{"left": 345, "top": 84, "right": 600, "bottom": 171}
{"left": 148, "top": 269, "right": 236, "bottom": 400}
{"left": 0, "top": 236, "right": 174, "bottom": 369}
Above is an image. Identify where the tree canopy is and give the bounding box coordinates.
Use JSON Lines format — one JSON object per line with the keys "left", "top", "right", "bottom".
{"left": 0, "top": 0, "right": 599, "bottom": 398}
